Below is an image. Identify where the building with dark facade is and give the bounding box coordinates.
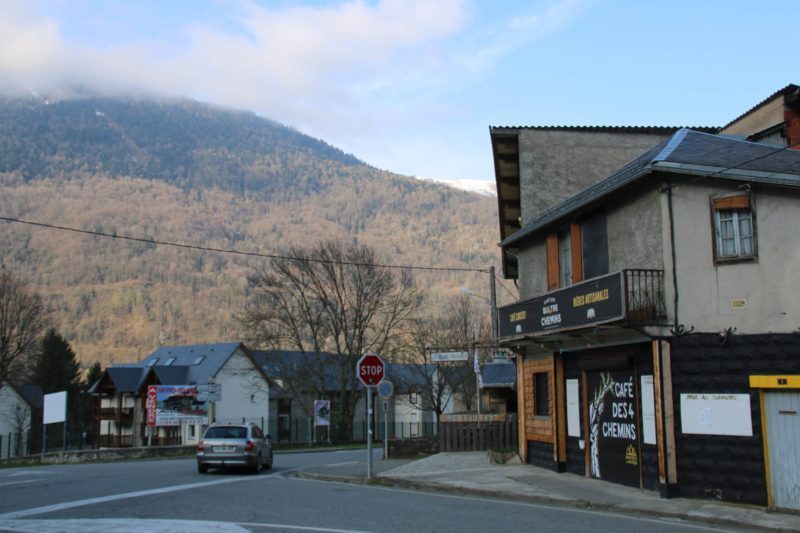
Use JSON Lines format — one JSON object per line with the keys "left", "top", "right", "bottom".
{"left": 489, "top": 88, "right": 800, "bottom": 511}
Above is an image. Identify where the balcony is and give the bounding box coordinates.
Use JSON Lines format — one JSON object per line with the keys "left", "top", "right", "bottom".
{"left": 99, "top": 407, "right": 135, "bottom": 421}
{"left": 623, "top": 269, "right": 667, "bottom": 322}
{"left": 498, "top": 269, "right": 667, "bottom": 339}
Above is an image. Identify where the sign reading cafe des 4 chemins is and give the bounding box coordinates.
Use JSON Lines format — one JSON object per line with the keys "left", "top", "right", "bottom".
{"left": 498, "top": 272, "right": 625, "bottom": 338}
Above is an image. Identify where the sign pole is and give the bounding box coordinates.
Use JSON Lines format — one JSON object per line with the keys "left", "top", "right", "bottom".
{"left": 367, "top": 386, "right": 373, "bottom": 479}
{"left": 383, "top": 399, "right": 388, "bottom": 459}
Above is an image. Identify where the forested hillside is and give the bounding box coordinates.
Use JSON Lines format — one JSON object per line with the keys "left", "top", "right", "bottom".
{"left": 0, "top": 95, "right": 500, "bottom": 367}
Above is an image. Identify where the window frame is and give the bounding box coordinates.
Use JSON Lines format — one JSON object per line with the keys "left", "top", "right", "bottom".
{"left": 711, "top": 194, "right": 757, "bottom": 264}
{"left": 533, "top": 372, "right": 550, "bottom": 418}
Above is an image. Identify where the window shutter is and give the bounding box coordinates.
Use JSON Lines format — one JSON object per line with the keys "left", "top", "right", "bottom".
{"left": 546, "top": 234, "right": 559, "bottom": 290}
{"left": 570, "top": 223, "right": 583, "bottom": 284}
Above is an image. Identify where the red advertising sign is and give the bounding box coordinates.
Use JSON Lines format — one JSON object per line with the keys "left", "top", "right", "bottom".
{"left": 146, "top": 385, "right": 157, "bottom": 426}
{"left": 356, "top": 353, "right": 385, "bottom": 387}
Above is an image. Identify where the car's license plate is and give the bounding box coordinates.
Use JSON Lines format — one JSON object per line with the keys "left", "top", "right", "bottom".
{"left": 213, "top": 446, "right": 235, "bottom": 452}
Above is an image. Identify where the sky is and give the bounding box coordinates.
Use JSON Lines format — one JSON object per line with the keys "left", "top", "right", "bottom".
{"left": 0, "top": 0, "right": 797, "bottom": 185}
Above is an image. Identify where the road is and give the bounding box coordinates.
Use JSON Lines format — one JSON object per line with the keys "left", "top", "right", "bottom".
{"left": 0, "top": 449, "right": 735, "bottom": 532}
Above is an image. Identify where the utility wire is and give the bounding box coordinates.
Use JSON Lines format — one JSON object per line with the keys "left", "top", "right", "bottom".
{"left": 0, "top": 216, "right": 489, "bottom": 274}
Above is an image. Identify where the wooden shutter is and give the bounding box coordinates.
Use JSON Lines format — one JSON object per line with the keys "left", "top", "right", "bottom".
{"left": 546, "top": 234, "right": 559, "bottom": 290}
{"left": 570, "top": 222, "right": 583, "bottom": 284}
{"left": 712, "top": 195, "right": 750, "bottom": 210}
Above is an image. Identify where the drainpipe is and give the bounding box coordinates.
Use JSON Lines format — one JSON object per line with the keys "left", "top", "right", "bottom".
{"left": 666, "top": 181, "right": 679, "bottom": 329}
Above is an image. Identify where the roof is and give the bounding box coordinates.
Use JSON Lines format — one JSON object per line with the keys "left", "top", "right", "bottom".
{"left": 4, "top": 382, "right": 44, "bottom": 409}
{"left": 489, "top": 125, "right": 718, "bottom": 134}
{"left": 102, "top": 367, "right": 148, "bottom": 393}
{"left": 722, "top": 84, "right": 800, "bottom": 130}
{"left": 501, "top": 129, "right": 800, "bottom": 248}
{"left": 480, "top": 361, "right": 516, "bottom": 388}
{"left": 92, "top": 342, "right": 250, "bottom": 394}
{"left": 132, "top": 342, "right": 244, "bottom": 385}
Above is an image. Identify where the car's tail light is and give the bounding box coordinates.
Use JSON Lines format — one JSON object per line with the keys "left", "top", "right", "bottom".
{"left": 197, "top": 441, "right": 204, "bottom": 452}
{"left": 244, "top": 440, "right": 254, "bottom": 451}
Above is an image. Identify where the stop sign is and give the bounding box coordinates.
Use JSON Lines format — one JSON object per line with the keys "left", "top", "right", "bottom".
{"left": 356, "top": 353, "right": 385, "bottom": 387}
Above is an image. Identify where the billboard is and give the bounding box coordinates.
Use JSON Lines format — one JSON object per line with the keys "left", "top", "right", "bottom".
{"left": 148, "top": 385, "right": 208, "bottom": 426}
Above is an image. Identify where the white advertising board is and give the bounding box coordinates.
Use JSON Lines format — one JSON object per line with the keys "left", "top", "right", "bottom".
{"left": 566, "top": 379, "right": 580, "bottom": 437}
{"left": 640, "top": 375, "right": 656, "bottom": 445}
{"left": 680, "top": 393, "right": 753, "bottom": 436}
{"left": 43, "top": 391, "right": 67, "bottom": 424}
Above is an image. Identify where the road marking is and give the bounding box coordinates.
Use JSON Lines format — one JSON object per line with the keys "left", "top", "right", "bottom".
{"left": 0, "top": 474, "right": 279, "bottom": 520}
{"left": 0, "top": 480, "right": 39, "bottom": 488}
{"left": 237, "top": 521, "right": 372, "bottom": 532}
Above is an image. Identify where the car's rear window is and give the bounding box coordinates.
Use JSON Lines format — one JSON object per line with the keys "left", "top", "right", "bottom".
{"left": 204, "top": 426, "right": 247, "bottom": 439}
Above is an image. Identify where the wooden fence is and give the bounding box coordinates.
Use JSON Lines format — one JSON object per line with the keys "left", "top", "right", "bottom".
{"left": 438, "top": 414, "right": 517, "bottom": 452}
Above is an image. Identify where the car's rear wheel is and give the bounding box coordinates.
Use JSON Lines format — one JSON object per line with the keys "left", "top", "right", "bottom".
{"left": 198, "top": 463, "right": 208, "bottom": 474}
{"left": 252, "top": 454, "right": 262, "bottom": 475}
{"left": 264, "top": 453, "right": 273, "bottom": 470}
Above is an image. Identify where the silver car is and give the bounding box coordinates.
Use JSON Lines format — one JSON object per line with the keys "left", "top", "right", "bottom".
{"left": 196, "top": 422, "right": 273, "bottom": 474}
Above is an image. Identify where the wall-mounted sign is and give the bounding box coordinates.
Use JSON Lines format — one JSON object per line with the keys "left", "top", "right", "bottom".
{"left": 498, "top": 272, "right": 624, "bottom": 338}
{"left": 680, "top": 393, "right": 753, "bottom": 436}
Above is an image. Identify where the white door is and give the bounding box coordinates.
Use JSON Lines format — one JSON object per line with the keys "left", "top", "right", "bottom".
{"left": 765, "top": 392, "right": 800, "bottom": 510}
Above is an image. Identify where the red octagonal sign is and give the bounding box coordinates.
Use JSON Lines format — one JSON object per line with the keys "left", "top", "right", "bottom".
{"left": 356, "top": 353, "right": 385, "bottom": 387}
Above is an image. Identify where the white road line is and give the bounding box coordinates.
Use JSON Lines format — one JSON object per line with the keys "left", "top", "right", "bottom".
{"left": 0, "top": 474, "right": 279, "bottom": 520}
{"left": 237, "top": 521, "right": 373, "bottom": 533}
{"left": 0, "top": 480, "right": 39, "bottom": 488}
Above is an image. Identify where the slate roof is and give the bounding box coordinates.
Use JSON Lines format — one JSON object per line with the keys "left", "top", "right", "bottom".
{"left": 91, "top": 342, "right": 248, "bottom": 393}
{"left": 480, "top": 361, "right": 516, "bottom": 388}
{"left": 501, "top": 129, "right": 800, "bottom": 248}
{"left": 6, "top": 383, "right": 44, "bottom": 409}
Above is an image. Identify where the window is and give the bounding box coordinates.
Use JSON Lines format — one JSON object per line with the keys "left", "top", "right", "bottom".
{"left": 192, "top": 355, "right": 205, "bottom": 365}
{"left": 558, "top": 229, "right": 572, "bottom": 288}
{"left": 164, "top": 357, "right": 176, "bottom": 366}
{"left": 533, "top": 372, "right": 550, "bottom": 417}
{"left": 712, "top": 195, "right": 756, "bottom": 262}
{"left": 146, "top": 358, "right": 159, "bottom": 367}
{"left": 546, "top": 223, "right": 583, "bottom": 290}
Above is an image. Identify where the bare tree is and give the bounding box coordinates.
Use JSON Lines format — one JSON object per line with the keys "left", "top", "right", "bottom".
{"left": 239, "top": 240, "right": 422, "bottom": 442}
{"left": 401, "top": 295, "right": 490, "bottom": 415}
{"left": 0, "top": 270, "right": 48, "bottom": 384}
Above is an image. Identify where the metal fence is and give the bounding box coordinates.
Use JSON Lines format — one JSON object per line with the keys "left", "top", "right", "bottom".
{"left": 439, "top": 415, "right": 517, "bottom": 452}
{"left": 212, "top": 416, "right": 437, "bottom": 446}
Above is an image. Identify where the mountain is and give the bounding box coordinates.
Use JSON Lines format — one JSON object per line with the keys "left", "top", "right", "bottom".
{"left": 0, "top": 95, "right": 500, "bottom": 367}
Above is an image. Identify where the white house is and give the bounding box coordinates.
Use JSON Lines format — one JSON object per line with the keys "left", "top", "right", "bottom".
{"left": 0, "top": 382, "right": 43, "bottom": 457}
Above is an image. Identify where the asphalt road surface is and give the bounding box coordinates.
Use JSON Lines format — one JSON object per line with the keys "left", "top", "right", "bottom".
{"left": 0, "top": 450, "right": 736, "bottom": 532}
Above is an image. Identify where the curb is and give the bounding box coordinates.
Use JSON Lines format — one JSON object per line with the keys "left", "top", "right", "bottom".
{"left": 295, "top": 471, "right": 787, "bottom": 532}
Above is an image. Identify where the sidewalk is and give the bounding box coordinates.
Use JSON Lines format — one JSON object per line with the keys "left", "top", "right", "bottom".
{"left": 296, "top": 452, "right": 800, "bottom": 532}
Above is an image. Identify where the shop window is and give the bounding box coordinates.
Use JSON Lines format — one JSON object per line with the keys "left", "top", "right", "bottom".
{"left": 712, "top": 195, "right": 757, "bottom": 262}
{"left": 533, "top": 372, "right": 550, "bottom": 417}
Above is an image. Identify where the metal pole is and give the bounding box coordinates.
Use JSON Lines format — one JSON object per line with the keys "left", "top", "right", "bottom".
{"left": 383, "top": 399, "right": 388, "bottom": 459}
{"left": 489, "top": 265, "right": 498, "bottom": 342}
{"left": 367, "top": 386, "right": 373, "bottom": 479}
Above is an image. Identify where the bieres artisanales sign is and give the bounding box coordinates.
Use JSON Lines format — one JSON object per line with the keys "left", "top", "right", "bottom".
{"left": 498, "top": 272, "right": 624, "bottom": 337}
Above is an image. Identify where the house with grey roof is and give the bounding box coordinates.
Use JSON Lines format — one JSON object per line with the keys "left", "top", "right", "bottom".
{"left": 90, "top": 342, "right": 270, "bottom": 448}
{"left": 0, "top": 382, "right": 43, "bottom": 457}
{"left": 490, "top": 88, "right": 800, "bottom": 510}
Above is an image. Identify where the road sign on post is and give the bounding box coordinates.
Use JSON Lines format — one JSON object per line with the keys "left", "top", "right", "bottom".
{"left": 356, "top": 353, "right": 385, "bottom": 479}
{"left": 356, "top": 353, "right": 385, "bottom": 387}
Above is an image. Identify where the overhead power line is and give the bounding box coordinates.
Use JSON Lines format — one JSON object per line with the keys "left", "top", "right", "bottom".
{"left": 0, "top": 216, "right": 489, "bottom": 274}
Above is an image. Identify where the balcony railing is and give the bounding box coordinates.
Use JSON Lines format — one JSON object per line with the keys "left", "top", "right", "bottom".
{"left": 99, "top": 407, "right": 134, "bottom": 420}
{"left": 623, "top": 269, "right": 667, "bottom": 321}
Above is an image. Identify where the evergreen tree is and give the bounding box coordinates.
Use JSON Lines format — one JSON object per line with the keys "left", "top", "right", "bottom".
{"left": 30, "top": 328, "right": 81, "bottom": 394}
{"left": 83, "top": 361, "right": 103, "bottom": 390}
